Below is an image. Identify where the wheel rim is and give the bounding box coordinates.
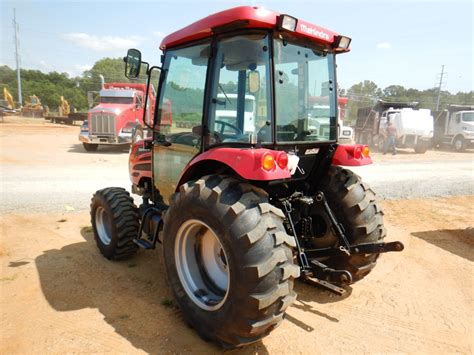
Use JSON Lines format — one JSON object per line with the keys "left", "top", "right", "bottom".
{"left": 95, "top": 206, "right": 112, "bottom": 245}
{"left": 454, "top": 139, "right": 462, "bottom": 150}
{"left": 175, "top": 219, "right": 230, "bottom": 311}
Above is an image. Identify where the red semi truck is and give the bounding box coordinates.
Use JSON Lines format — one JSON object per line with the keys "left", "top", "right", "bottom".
{"left": 79, "top": 81, "right": 163, "bottom": 151}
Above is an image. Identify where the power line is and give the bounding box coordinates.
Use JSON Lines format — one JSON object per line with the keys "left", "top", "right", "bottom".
{"left": 13, "top": 8, "right": 22, "bottom": 105}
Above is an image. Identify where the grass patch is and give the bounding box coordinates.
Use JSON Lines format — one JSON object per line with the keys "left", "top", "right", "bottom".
{"left": 0, "top": 274, "right": 17, "bottom": 282}
{"left": 128, "top": 263, "right": 137, "bottom": 268}
{"left": 118, "top": 314, "right": 130, "bottom": 320}
{"left": 161, "top": 298, "right": 173, "bottom": 308}
{"left": 81, "top": 226, "right": 93, "bottom": 233}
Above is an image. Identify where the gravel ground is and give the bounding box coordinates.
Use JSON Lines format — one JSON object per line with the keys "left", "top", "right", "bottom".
{"left": 0, "top": 117, "right": 472, "bottom": 213}
{"left": 352, "top": 157, "right": 474, "bottom": 199}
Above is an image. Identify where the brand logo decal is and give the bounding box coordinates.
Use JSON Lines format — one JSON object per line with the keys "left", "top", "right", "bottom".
{"left": 299, "top": 24, "right": 330, "bottom": 41}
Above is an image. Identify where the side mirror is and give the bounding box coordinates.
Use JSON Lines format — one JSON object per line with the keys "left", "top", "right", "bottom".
{"left": 248, "top": 71, "right": 260, "bottom": 94}
{"left": 124, "top": 48, "right": 142, "bottom": 79}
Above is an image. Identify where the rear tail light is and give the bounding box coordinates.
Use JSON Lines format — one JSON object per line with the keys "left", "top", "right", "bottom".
{"left": 277, "top": 152, "right": 288, "bottom": 169}
{"left": 353, "top": 146, "right": 362, "bottom": 159}
{"left": 262, "top": 153, "right": 275, "bottom": 171}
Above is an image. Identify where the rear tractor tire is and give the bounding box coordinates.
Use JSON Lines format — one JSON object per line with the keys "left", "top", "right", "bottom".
{"left": 90, "top": 187, "right": 139, "bottom": 260}
{"left": 83, "top": 142, "right": 98, "bottom": 152}
{"left": 314, "top": 166, "right": 386, "bottom": 283}
{"left": 162, "top": 175, "right": 299, "bottom": 348}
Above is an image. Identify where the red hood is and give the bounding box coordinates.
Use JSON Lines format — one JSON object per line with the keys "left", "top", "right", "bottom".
{"left": 89, "top": 103, "right": 134, "bottom": 115}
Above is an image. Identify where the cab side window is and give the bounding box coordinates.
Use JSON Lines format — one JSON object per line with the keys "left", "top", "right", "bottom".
{"left": 208, "top": 34, "right": 272, "bottom": 145}
{"left": 156, "top": 43, "right": 210, "bottom": 144}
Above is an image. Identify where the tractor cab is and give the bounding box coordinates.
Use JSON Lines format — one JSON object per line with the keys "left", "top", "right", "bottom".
{"left": 125, "top": 6, "right": 365, "bottom": 204}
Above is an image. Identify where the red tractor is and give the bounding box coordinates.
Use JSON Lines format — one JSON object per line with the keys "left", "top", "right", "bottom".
{"left": 90, "top": 6, "right": 403, "bottom": 348}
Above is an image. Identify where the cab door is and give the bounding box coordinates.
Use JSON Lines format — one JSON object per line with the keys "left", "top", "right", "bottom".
{"left": 447, "top": 112, "right": 461, "bottom": 136}
{"left": 153, "top": 42, "right": 211, "bottom": 204}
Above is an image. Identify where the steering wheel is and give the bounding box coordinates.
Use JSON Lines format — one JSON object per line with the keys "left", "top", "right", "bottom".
{"left": 214, "top": 120, "right": 242, "bottom": 136}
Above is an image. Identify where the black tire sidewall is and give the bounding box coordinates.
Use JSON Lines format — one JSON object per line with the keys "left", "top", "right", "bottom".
{"left": 163, "top": 195, "right": 259, "bottom": 335}
{"left": 91, "top": 193, "right": 122, "bottom": 258}
{"left": 164, "top": 208, "right": 234, "bottom": 327}
{"left": 453, "top": 137, "right": 464, "bottom": 152}
{"left": 90, "top": 188, "right": 138, "bottom": 260}
{"left": 83, "top": 142, "right": 98, "bottom": 151}
{"left": 162, "top": 177, "right": 295, "bottom": 346}
{"left": 318, "top": 166, "right": 384, "bottom": 280}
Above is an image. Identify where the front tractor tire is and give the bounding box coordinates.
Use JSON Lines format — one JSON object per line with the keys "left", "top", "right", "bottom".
{"left": 162, "top": 176, "right": 299, "bottom": 348}
{"left": 317, "top": 166, "right": 386, "bottom": 283}
{"left": 90, "top": 187, "right": 139, "bottom": 260}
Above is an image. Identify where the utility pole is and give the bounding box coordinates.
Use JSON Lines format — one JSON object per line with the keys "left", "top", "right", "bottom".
{"left": 13, "top": 8, "right": 22, "bottom": 106}
{"left": 435, "top": 65, "right": 445, "bottom": 111}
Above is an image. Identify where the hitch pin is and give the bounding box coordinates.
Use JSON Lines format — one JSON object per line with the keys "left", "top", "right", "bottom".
{"left": 339, "top": 245, "right": 351, "bottom": 256}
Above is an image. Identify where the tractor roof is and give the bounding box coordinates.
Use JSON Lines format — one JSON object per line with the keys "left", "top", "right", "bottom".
{"left": 160, "top": 6, "right": 339, "bottom": 50}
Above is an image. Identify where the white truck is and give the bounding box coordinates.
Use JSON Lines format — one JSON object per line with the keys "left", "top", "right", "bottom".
{"left": 215, "top": 93, "right": 256, "bottom": 134}
{"left": 355, "top": 100, "right": 433, "bottom": 153}
{"left": 308, "top": 101, "right": 354, "bottom": 143}
{"left": 433, "top": 105, "right": 474, "bottom": 151}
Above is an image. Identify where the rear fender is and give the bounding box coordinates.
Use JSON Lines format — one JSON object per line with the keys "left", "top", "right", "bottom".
{"left": 332, "top": 144, "right": 372, "bottom": 166}
{"left": 177, "top": 147, "right": 291, "bottom": 189}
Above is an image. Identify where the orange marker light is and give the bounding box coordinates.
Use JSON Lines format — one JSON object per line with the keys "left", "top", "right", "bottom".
{"left": 262, "top": 153, "right": 275, "bottom": 171}
{"left": 362, "top": 146, "right": 370, "bottom": 157}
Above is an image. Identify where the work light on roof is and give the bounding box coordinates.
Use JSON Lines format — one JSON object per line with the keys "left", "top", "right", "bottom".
{"left": 278, "top": 15, "right": 298, "bottom": 32}
{"left": 334, "top": 35, "right": 352, "bottom": 50}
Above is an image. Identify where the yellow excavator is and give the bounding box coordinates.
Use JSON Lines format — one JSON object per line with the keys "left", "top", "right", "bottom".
{"left": 22, "top": 95, "right": 45, "bottom": 117}
{"left": 59, "top": 96, "right": 70, "bottom": 116}
{"left": 2, "top": 88, "right": 15, "bottom": 110}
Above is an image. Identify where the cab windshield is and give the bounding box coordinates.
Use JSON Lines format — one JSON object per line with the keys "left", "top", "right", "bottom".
{"left": 100, "top": 97, "right": 134, "bottom": 104}
{"left": 462, "top": 112, "right": 474, "bottom": 122}
{"left": 274, "top": 38, "right": 337, "bottom": 143}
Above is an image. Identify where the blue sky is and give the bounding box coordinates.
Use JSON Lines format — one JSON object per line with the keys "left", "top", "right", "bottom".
{"left": 1, "top": 0, "right": 472, "bottom": 93}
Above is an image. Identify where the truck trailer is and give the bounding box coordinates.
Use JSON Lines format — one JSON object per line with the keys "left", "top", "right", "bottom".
{"left": 355, "top": 100, "right": 433, "bottom": 153}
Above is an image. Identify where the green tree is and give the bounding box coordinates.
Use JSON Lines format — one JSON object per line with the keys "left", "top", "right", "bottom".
{"left": 345, "top": 80, "right": 381, "bottom": 123}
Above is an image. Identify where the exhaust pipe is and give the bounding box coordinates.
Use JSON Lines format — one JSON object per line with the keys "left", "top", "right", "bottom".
{"left": 99, "top": 74, "right": 105, "bottom": 89}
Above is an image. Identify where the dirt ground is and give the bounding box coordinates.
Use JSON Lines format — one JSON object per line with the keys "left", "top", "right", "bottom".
{"left": 0, "top": 197, "right": 472, "bottom": 354}
{"left": 1, "top": 116, "right": 473, "bottom": 353}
